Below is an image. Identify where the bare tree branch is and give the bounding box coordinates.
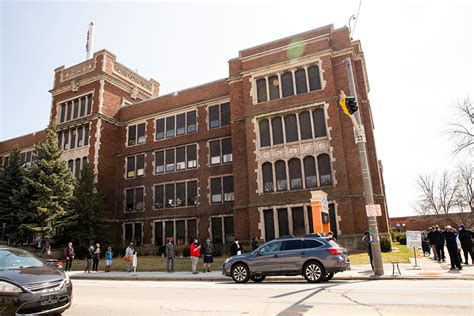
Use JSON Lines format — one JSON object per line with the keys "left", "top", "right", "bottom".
{"left": 448, "top": 97, "right": 474, "bottom": 155}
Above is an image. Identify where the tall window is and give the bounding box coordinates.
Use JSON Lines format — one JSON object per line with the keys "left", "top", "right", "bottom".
{"left": 125, "top": 187, "right": 144, "bottom": 212}
{"left": 303, "top": 156, "right": 317, "bottom": 188}
{"left": 292, "top": 207, "right": 306, "bottom": 236}
{"left": 209, "top": 103, "right": 231, "bottom": 129}
{"left": 312, "top": 108, "right": 327, "bottom": 137}
{"left": 176, "top": 113, "right": 185, "bottom": 136}
{"left": 154, "top": 180, "right": 198, "bottom": 209}
{"left": 126, "top": 154, "right": 145, "bottom": 178}
{"left": 187, "top": 111, "right": 197, "bottom": 133}
{"left": 210, "top": 138, "right": 232, "bottom": 165}
{"left": 128, "top": 123, "right": 146, "bottom": 146}
{"left": 259, "top": 119, "right": 271, "bottom": 147}
{"left": 165, "top": 183, "right": 175, "bottom": 208}
{"left": 275, "top": 160, "right": 287, "bottom": 191}
{"left": 59, "top": 94, "right": 92, "bottom": 123}
{"left": 187, "top": 144, "right": 197, "bottom": 168}
{"left": 318, "top": 154, "right": 332, "bottom": 186}
{"left": 272, "top": 117, "right": 284, "bottom": 145}
{"left": 281, "top": 72, "right": 294, "bottom": 97}
{"left": 278, "top": 208, "right": 289, "bottom": 237}
{"left": 165, "top": 148, "right": 174, "bottom": 172}
{"left": 257, "top": 78, "right": 267, "bottom": 103}
{"left": 262, "top": 162, "right": 274, "bottom": 192}
{"left": 74, "top": 158, "right": 81, "bottom": 178}
{"left": 285, "top": 114, "right": 298, "bottom": 143}
{"left": 211, "top": 216, "right": 234, "bottom": 244}
{"left": 156, "top": 118, "right": 165, "bottom": 140}
{"left": 299, "top": 111, "right": 313, "bottom": 140}
{"left": 210, "top": 176, "right": 234, "bottom": 203}
{"left": 268, "top": 75, "right": 280, "bottom": 100}
{"left": 308, "top": 65, "right": 322, "bottom": 91}
{"left": 176, "top": 147, "right": 186, "bottom": 170}
{"left": 166, "top": 116, "right": 175, "bottom": 138}
{"left": 155, "top": 151, "right": 164, "bottom": 173}
{"left": 289, "top": 158, "right": 303, "bottom": 189}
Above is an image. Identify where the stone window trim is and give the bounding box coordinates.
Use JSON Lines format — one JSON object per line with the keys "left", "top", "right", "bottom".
{"left": 154, "top": 109, "right": 198, "bottom": 142}
{"left": 57, "top": 91, "right": 94, "bottom": 124}
{"left": 208, "top": 137, "right": 233, "bottom": 166}
{"left": 210, "top": 215, "right": 235, "bottom": 245}
{"left": 256, "top": 105, "right": 328, "bottom": 149}
{"left": 126, "top": 121, "right": 147, "bottom": 147}
{"left": 124, "top": 153, "right": 146, "bottom": 179}
{"left": 122, "top": 221, "right": 144, "bottom": 245}
{"left": 152, "top": 217, "right": 199, "bottom": 246}
{"left": 152, "top": 178, "right": 199, "bottom": 210}
{"left": 258, "top": 154, "right": 333, "bottom": 194}
{"left": 251, "top": 62, "right": 324, "bottom": 105}
{"left": 152, "top": 143, "right": 198, "bottom": 175}
{"left": 209, "top": 174, "right": 234, "bottom": 204}
{"left": 124, "top": 186, "right": 145, "bottom": 213}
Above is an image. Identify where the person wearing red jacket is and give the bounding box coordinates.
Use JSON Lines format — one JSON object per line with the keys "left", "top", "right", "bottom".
{"left": 190, "top": 239, "right": 201, "bottom": 274}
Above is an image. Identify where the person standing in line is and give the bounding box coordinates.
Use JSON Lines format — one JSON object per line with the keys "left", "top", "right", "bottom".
{"left": 251, "top": 237, "right": 259, "bottom": 251}
{"left": 230, "top": 240, "right": 243, "bottom": 256}
{"left": 64, "top": 242, "right": 75, "bottom": 272}
{"left": 421, "top": 231, "right": 430, "bottom": 256}
{"left": 132, "top": 250, "right": 138, "bottom": 273}
{"left": 166, "top": 238, "right": 175, "bottom": 273}
{"left": 105, "top": 246, "right": 113, "bottom": 272}
{"left": 443, "top": 225, "right": 462, "bottom": 270}
{"left": 362, "top": 231, "right": 374, "bottom": 270}
{"left": 427, "top": 227, "right": 438, "bottom": 260}
{"left": 92, "top": 243, "right": 101, "bottom": 272}
{"left": 432, "top": 225, "right": 446, "bottom": 262}
{"left": 202, "top": 238, "right": 214, "bottom": 272}
{"left": 125, "top": 242, "right": 134, "bottom": 272}
{"left": 458, "top": 224, "right": 473, "bottom": 265}
{"left": 84, "top": 242, "right": 94, "bottom": 273}
{"left": 190, "top": 239, "right": 201, "bottom": 274}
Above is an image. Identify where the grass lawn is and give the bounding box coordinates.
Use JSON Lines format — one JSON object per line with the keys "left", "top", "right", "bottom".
{"left": 348, "top": 243, "right": 420, "bottom": 265}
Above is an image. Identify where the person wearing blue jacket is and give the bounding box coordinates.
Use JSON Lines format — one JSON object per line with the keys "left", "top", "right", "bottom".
{"left": 105, "top": 246, "right": 113, "bottom": 272}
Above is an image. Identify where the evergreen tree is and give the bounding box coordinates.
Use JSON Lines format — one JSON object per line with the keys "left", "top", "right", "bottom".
{"left": 12, "top": 122, "right": 74, "bottom": 247}
{"left": 0, "top": 147, "right": 23, "bottom": 242}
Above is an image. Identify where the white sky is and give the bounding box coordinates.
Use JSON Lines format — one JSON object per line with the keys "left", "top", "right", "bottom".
{"left": 1, "top": 0, "right": 473, "bottom": 217}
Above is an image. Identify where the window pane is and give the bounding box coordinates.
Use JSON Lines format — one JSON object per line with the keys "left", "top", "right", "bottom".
{"left": 165, "top": 149, "right": 175, "bottom": 172}
{"left": 292, "top": 207, "right": 305, "bottom": 236}
{"left": 176, "top": 147, "right": 186, "bottom": 170}
{"left": 281, "top": 72, "right": 294, "bottom": 97}
{"left": 137, "top": 123, "right": 146, "bottom": 144}
{"left": 285, "top": 114, "right": 298, "bottom": 143}
{"left": 275, "top": 160, "right": 287, "bottom": 191}
{"left": 187, "top": 180, "right": 198, "bottom": 206}
{"left": 176, "top": 182, "right": 185, "bottom": 207}
{"left": 57, "top": 132, "right": 62, "bottom": 148}
{"left": 66, "top": 102, "right": 72, "bottom": 121}
{"left": 166, "top": 116, "right": 175, "bottom": 138}
{"left": 125, "top": 224, "right": 133, "bottom": 243}
{"left": 82, "top": 157, "right": 88, "bottom": 170}
{"left": 63, "top": 131, "right": 69, "bottom": 150}
{"left": 176, "top": 113, "right": 185, "bottom": 136}
{"left": 126, "top": 189, "right": 134, "bottom": 212}
{"left": 188, "top": 219, "right": 197, "bottom": 243}
{"left": 308, "top": 65, "right": 321, "bottom": 91}
{"left": 74, "top": 158, "right": 81, "bottom": 178}
{"left": 86, "top": 95, "right": 92, "bottom": 114}
{"left": 224, "top": 217, "right": 234, "bottom": 242}
{"left": 263, "top": 209, "right": 275, "bottom": 241}
{"left": 303, "top": 156, "right": 317, "bottom": 188}
{"left": 154, "top": 185, "right": 164, "bottom": 209}
{"left": 187, "top": 111, "right": 197, "bottom": 133}
{"left": 312, "top": 108, "right": 327, "bottom": 137}
{"left": 295, "top": 68, "right": 308, "bottom": 94}
{"left": 70, "top": 129, "right": 76, "bottom": 149}
{"left": 84, "top": 124, "right": 90, "bottom": 146}
{"left": 223, "top": 176, "right": 234, "bottom": 202}
{"left": 211, "top": 178, "right": 222, "bottom": 203}
{"left": 210, "top": 140, "right": 221, "bottom": 165}
{"left": 272, "top": 117, "right": 284, "bottom": 145}
{"left": 165, "top": 221, "right": 174, "bottom": 240}
{"left": 127, "top": 156, "right": 135, "bottom": 178}
{"left": 155, "top": 151, "right": 164, "bottom": 173}
{"left": 176, "top": 220, "right": 185, "bottom": 245}
{"left": 212, "top": 217, "right": 223, "bottom": 244}
{"left": 165, "top": 183, "right": 175, "bottom": 208}
{"left": 278, "top": 208, "right": 289, "bottom": 237}
{"left": 307, "top": 206, "right": 314, "bottom": 234}
{"left": 209, "top": 105, "right": 220, "bottom": 129}
{"left": 68, "top": 160, "right": 73, "bottom": 172}
{"left": 282, "top": 240, "right": 303, "bottom": 251}
{"left": 289, "top": 158, "right": 303, "bottom": 189}
{"left": 318, "top": 154, "right": 332, "bottom": 186}
{"left": 77, "top": 126, "right": 83, "bottom": 147}
{"left": 80, "top": 97, "right": 86, "bottom": 117}
{"left": 299, "top": 111, "right": 313, "bottom": 140}
{"left": 135, "top": 188, "right": 144, "bottom": 211}
{"left": 155, "top": 222, "right": 163, "bottom": 246}
{"left": 220, "top": 103, "right": 231, "bottom": 127}
{"left": 136, "top": 154, "right": 145, "bottom": 176}
{"left": 187, "top": 145, "right": 197, "bottom": 168}
{"left": 156, "top": 118, "right": 165, "bottom": 140}
{"left": 268, "top": 75, "right": 280, "bottom": 100}
{"left": 134, "top": 223, "right": 142, "bottom": 246}
{"left": 128, "top": 125, "right": 136, "bottom": 146}
{"left": 262, "top": 162, "right": 273, "bottom": 192}
{"left": 73, "top": 99, "right": 79, "bottom": 119}
{"left": 259, "top": 119, "right": 271, "bottom": 147}
{"left": 60, "top": 104, "right": 66, "bottom": 122}
{"left": 221, "top": 138, "right": 232, "bottom": 163}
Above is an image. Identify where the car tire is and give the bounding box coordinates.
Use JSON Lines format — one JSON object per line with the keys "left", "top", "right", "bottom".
{"left": 250, "top": 275, "right": 266, "bottom": 283}
{"left": 322, "top": 272, "right": 334, "bottom": 282}
{"left": 303, "top": 261, "right": 325, "bottom": 283}
{"left": 231, "top": 263, "right": 250, "bottom": 283}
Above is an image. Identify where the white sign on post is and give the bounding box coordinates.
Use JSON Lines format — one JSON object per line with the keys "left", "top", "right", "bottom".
{"left": 406, "top": 231, "right": 422, "bottom": 249}
{"left": 365, "top": 204, "right": 382, "bottom": 217}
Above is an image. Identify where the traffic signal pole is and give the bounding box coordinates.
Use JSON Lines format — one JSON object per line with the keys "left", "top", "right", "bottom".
{"left": 344, "top": 57, "right": 384, "bottom": 276}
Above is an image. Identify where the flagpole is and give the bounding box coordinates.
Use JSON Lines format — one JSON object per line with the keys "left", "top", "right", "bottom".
{"left": 86, "top": 22, "right": 94, "bottom": 60}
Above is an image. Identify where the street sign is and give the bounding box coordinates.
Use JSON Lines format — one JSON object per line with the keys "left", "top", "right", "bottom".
{"left": 365, "top": 204, "right": 382, "bottom": 217}
{"left": 406, "top": 231, "right": 422, "bottom": 249}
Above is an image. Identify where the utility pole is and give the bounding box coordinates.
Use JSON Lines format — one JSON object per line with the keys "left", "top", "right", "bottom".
{"left": 344, "top": 56, "right": 384, "bottom": 276}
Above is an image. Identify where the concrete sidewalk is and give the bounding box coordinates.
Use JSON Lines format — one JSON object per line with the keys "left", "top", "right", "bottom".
{"left": 67, "top": 256, "right": 474, "bottom": 282}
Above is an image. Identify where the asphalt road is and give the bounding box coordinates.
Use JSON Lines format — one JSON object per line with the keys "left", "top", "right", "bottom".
{"left": 64, "top": 279, "right": 473, "bottom": 315}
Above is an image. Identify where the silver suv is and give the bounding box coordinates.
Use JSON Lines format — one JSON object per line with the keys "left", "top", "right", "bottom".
{"left": 222, "top": 235, "right": 350, "bottom": 283}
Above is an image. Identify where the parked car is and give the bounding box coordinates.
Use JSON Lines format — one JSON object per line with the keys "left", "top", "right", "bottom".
{"left": 0, "top": 246, "right": 73, "bottom": 315}
{"left": 222, "top": 235, "right": 350, "bottom": 283}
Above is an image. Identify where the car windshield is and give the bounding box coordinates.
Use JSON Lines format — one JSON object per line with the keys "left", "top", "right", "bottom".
{"left": 0, "top": 248, "right": 45, "bottom": 269}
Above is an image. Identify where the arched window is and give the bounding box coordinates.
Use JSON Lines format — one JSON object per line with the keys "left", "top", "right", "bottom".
{"left": 318, "top": 154, "right": 332, "bottom": 186}
{"left": 268, "top": 75, "right": 280, "bottom": 100}
{"left": 275, "top": 160, "right": 287, "bottom": 191}
{"left": 281, "top": 72, "right": 294, "bottom": 97}
{"left": 272, "top": 117, "right": 284, "bottom": 145}
{"left": 259, "top": 119, "right": 271, "bottom": 147}
{"left": 295, "top": 69, "right": 308, "bottom": 94}
{"left": 257, "top": 78, "right": 267, "bottom": 103}
{"left": 262, "top": 162, "right": 274, "bottom": 192}
{"left": 288, "top": 158, "right": 303, "bottom": 190}
{"left": 312, "top": 108, "right": 327, "bottom": 137}
{"left": 303, "top": 156, "right": 317, "bottom": 188}
{"left": 299, "top": 111, "right": 313, "bottom": 140}
{"left": 285, "top": 114, "right": 298, "bottom": 143}
{"left": 308, "top": 65, "right": 321, "bottom": 91}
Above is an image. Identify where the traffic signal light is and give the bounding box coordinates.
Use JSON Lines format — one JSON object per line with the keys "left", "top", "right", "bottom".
{"left": 338, "top": 91, "right": 350, "bottom": 116}
{"left": 345, "top": 96, "right": 358, "bottom": 115}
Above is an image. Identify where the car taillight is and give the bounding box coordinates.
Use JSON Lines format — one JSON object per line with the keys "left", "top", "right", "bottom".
{"left": 327, "top": 248, "right": 343, "bottom": 255}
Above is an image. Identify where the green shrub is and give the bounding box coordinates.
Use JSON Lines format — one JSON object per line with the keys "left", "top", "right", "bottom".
{"left": 399, "top": 237, "right": 407, "bottom": 245}
{"left": 74, "top": 245, "right": 87, "bottom": 260}
{"left": 380, "top": 237, "right": 392, "bottom": 252}
{"left": 182, "top": 246, "right": 190, "bottom": 257}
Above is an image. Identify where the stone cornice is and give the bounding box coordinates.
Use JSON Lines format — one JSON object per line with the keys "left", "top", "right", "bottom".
{"left": 112, "top": 61, "right": 154, "bottom": 93}
{"left": 60, "top": 59, "right": 96, "bottom": 83}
